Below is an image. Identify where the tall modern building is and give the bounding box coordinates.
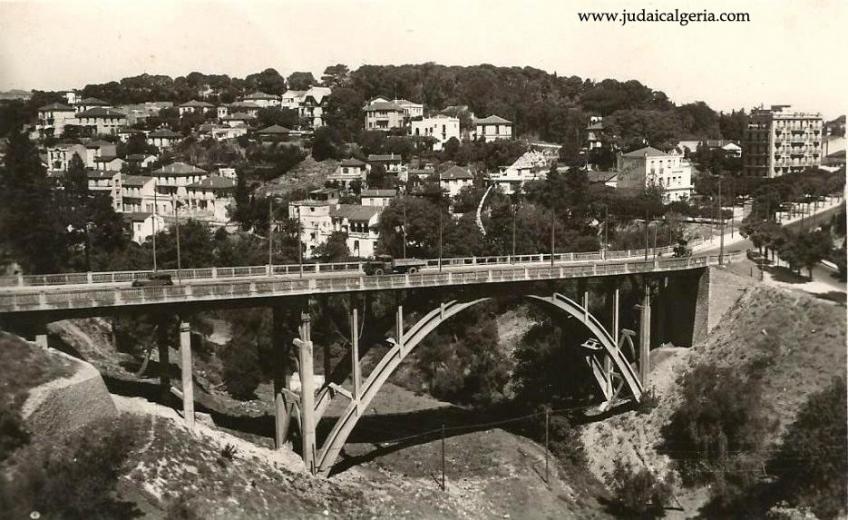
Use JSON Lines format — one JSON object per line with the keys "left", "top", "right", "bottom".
{"left": 743, "top": 105, "right": 823, "bottom": 177}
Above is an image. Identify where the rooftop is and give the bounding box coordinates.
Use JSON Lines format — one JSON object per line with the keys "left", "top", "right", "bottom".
{"left": 367, "top": 153, "right": 403, "bottom": 162}
{"left": 361, "top": 189, "right": 397, "bottom": 197}
{"left": 330, "top": 204, "right": 381, "bottom": 222}
{"left": 476, "top": 115, "right": 512, "bottom": 125}
{"left": 76, "top": 107, "right": 127, "bottom": 118}
{"left": 77, "top": 97, "right": 109, "bottom": 106}
{"left": 152, "top": 161, "right": 207, "bottom": 177}
{"left": 148, "top": 128, "right": 180, "bottom": 138}
{"left": 440, "top": 165, "right": 474, "bottom": 180}
{"left": 121, "top": 174, "right": 154, "bottom": 186}
{"left": 123, "top": 212, "right": 155, "bottom": 222}
{"left": 243, "top": 91, "right": 278, "bottom": 100}
{"left": 621, "top": 146, "right": 668, "bottom": 158}
{"left": 186, "top": 176, "right": 236, "bottom": 189}
{"left": 340, "top": 158, "right": 366, "bottom": 167}
{"left": 179, "top": 100, "right": 214, "bottom": 108}
{"left": 256, "top": 124, "right": 292, "bottom": 135}
{"left": 38, "top": 102, "right": 75, "bottom": 112}
{"left": 363, "top": 101, "right": 404, "bottom": 113}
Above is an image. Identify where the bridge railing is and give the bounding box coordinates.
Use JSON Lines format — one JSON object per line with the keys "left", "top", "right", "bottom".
{"left": 0, "top": 238, "right": 714, "bottom": 289}
{"left": 0, "top": 253, "right": 741, "bottom": 313}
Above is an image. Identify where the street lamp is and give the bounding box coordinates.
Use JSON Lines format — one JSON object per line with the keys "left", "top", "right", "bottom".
{"left": 152, "top": 179, "right": 158, "bottom": 272}
{"left": 172, "top": 194, "right": 182, "bottom": 285}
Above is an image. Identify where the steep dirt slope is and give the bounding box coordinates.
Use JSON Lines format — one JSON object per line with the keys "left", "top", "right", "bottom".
{"left": 581, "top": 269, "right": 846, "bottom": 503}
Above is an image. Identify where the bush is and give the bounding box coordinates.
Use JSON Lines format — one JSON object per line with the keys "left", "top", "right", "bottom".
{"left": 661, "top": 362, "right": 775, "bottom": 490}
{"left": 606, "top": 460, "right": 674, "bottom": 518}
{"left": 0, "top": 400, "right": 30, "bottom": 463}
{"left": 765, "top": 377, "right": 847, "bottom": 519}
{"left": 0, "top": 416, "right": 139, "bottom": 519}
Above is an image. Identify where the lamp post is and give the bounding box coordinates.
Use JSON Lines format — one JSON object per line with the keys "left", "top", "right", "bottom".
{"left": 512, "top": 202, "right": 517, "bottom": 262}
{"left": 644, "top": 208, "right": 649, "bottom": 263}
{"left": 152, "top": 180, "right": 158, "bottom": 272}
{"left": 268, "top": 197, "right": 274, "bottom": 274}
{"left": 718, "top": 177, "right": 725, "bottom": 265}
{"left": 550, "top": 209, "right": 555, "bottom": 267}
{"left": 173, "top": 195, "right": 182, "bottom": 285}
{"left": 402, "top": 201, "right": 408, "bottom": 259}
{"left": 438, "top": 202, "right": 443, "bottom": 272}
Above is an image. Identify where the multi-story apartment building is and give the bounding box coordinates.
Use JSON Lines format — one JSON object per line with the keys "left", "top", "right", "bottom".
{"left": 288, "top": 188, "right": 383, "bottom": 259}
{"left": 178, "top": 100, "right": 215, "bottom": 116}
{"left": 147, "top": 128, "right": 180, "bottom": 149}
{"left": 474, "top": 115, "right": 513, "bottom": 142}
{"left": 150, "top": 162, "right": 208, "bottom": 214}
{"left": 120, "top": 175, "right": 157, "bottom": 213}
{"left": 87, "top": 170, "right": 123, "bottom": 212}
{"left": 393, "top": 98, "right": 424, "bottom": 119}
{"left": 37, "top": 102, "right": 76, "bottom": 137}
{"left": 743, "top": 105, "right": 823, "bottom": 177}
{"left": 46, "top": 143, "right": 88, "bottom": 173}
{"left": 363, "top": 97, "right": 406, "bottom": 131}
{"left": 586, "top": 116, "right": 604, "bottom": 149}
{"left": 615, "top": 146, "right": 693, "bottom": 202}
{"left": 76, "top": 107, "right": 127, "bottom": 136}
{"left": 185, "top": 176, "right": 236, "bottom": 223}
{"left": 410, "top": 115, "right": 460, "bottom": 151}
{"left": 74, "top": 97, "right": 110, "bottom": 113}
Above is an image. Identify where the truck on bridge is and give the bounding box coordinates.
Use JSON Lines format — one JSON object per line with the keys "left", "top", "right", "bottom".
{"left": 363, "top": 255, "right": 427, "bottom": 275}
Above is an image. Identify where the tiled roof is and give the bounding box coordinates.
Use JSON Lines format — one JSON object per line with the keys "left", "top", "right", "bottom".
{"left": 224, "top": 112, "right": 253, "bottom": 120}
{"left": 368, "top": 154, "right": 402, "bottom": 162}
{"left": 586, "top": 171, "right": 618, "bottom": 183}
{"left": 148, "top": 128, "right": 180, "bottom": 138}
{"left": 186, "top": 176, "right": 235, "bottom": 189}
{"left": 340, "top": 158, "right": 366, "bottom": 167}
{"left": 84, "top": 139, "right": 113, "bottom": 149}
{"left": 77, "top": 107, "right": 127, "bottom": 118}
{"left": 230, "top": 101, "right": 260, "bottom": 109}
{"left": 121, "top": 174, "right": 154, "bottom": 186}
{"left": 256, "top": 124, "right": 292, "bottom": 135}
{"left": 179, "top": 100, "right": 214, "bottom": 108}
{"left": 476, "top": 115, "right": 512, "bottom": 125}
{"left": 123, "top": 212, "right": 154, "bottom": 222}
{"left": 125, "top": 154, "right": 155, "bottom": 162}
{"left": 361, "top": 189, "right": 397, "bottom": 197}
{"left": 78, "top": 97, "right": 109, "bottom": 106}
{"left": 243, "top": 91, "right": 278, "bottom": 100}
{"left": 440, "top": 165, "right": 474, "bottom": 180}
{"left": 93, "top": 155, "right": 121, "bottom": 162}
{"left": 38, "top": 102, "right": 75, "bottom": 112}
{"left": 330, "top": 204, "right": 381, "bottom": 222}
{"left": 152, "top": 162, "right": 207, "bottom": 176}
{"left": 621, "top": 146, "right": 667, "bottom": 158}
{"left": 363, "top": 102, "right": 404, "bottom": 112}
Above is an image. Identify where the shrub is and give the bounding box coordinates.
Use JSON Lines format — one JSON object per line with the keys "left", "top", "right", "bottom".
{"left": 0, "top": 416, "right": 140, "bottom": 519}
{"left": 606, "top": 460, "right": 674, "bottom": 518}
{"left": 0, "top": 400, "right": 30, "bottom": 462}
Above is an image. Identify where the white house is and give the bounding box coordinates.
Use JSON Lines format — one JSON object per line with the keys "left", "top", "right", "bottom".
{"left": 410, "top": 115, "right": 460, "bottom": 151}
{"left": 93, "top": 155, "right": 124, "bottom": 172}
{"left": 178, "top": 100, "right": 215, "bottom": 116}
{"left": 327, "top": 158, "right": 367, "bottom": 189}
{"left": 475, "top": 115, "right": 513, "bottom": 142}
{"left": 124, "top": 212, "right": 165, "bottom": 244}
{"left": 366, "top": 154, "right": 406, "bottom": 177}
{"left": 74, "top": 97, "right": 110, "bottom": 113}
{"left": 46, "top": 143, "right": 88, "bottom": 173}
{"left": 120, "top": 174, "right": 157, "bottom": 213}
{"left": 330, "top": 205, "right": 382, "bottom": 258}
{"left": 37, "top": 102, "right": 76, "bottom": 137}
{"left": 439, "top": 165, "right": 475, "bottom": 198}
{"left": 87, "top": 170, "right": 122, "bottom": 212}
{"left": 615, "top": 146, "right": 693, "bottom": 202}
{"left": 76, "top": 108, "right": 127, "bottom": 136}
{"left": 361, "top": 189, "right": 397, "bottom": 207}
{"left": 393, "top": 98, "right": 424, "bottom": 119}
{"left": 147, "top": 128, "right": 181, "bottom": 149}
{"left": 150, "top": 162, "right": 208, "bottom": 214}
{"left": 185, "top": 175, "right": 235, "bottom": 223}
{"left": 288, "top": 189, "right": 340, "bottom": 257}
{"left": 242, "top": 91, "right": 280, "bottom": 109}
{"left": 486, "top": 150, "right": 549, "bottom": 195}
{"left": 363, "top": 98, "right": 406, "bottom": 131}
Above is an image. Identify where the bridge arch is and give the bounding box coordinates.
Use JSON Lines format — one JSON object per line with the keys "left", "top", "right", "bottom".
{"left": 314, "top": 292, "right": 644, "bottom": 476}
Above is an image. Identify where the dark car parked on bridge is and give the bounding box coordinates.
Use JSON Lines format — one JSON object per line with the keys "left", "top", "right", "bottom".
{"left": 131, "top": 273, "right": 174, "bottom": 287}
{"left": 363, "top": 255, "right": 427, "bottom": 275}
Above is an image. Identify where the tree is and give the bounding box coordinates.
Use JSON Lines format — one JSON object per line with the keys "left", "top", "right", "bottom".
{"left": 286, "top": 72, "right": 316, "bottom": 91}
{"left": 365, "top": 163, "right": 390, "bottom": 189}
{"left": 244, "top": 68, "right": 286, "bottom": 95}
{"left": 313, "top": 231, "right": 349, "bottom": 261}
{"left": 0, "top": 129, "right": 66, "bottom": 273}
{"left": 321, "top": 64, "right": 350, "bottom": 88}
{"left": 311, "top": 126, "right": 343, "bottom": 161}
{"left": 606, "top": 460, "right": 675, "bottom": 518}
{"left": 256, "top": 107, "right": 299, "bottom": 129}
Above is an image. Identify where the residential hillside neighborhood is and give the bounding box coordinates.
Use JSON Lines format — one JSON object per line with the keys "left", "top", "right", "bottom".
{"left": 0, "top": 65, "right": 845, "bottom": 272}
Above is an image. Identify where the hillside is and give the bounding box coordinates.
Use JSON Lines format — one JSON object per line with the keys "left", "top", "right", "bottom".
{"left": 581, "top": 267, "right": 846, "bottom": 515}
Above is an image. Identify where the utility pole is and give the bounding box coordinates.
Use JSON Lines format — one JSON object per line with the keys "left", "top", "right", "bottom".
{"left": 173, "top": 196, "right": 182, "bottom": 285}
{"left": 268, "top": 197, "right": 274, "bottom": 273}
{"left": 603, "top": 204, "right": 609, "bottom": 251}
{"left": 152, "top": 181, "right": 158, "bottom": 272}
{"left": 438, "top": 205, "right": 443, "bottom": 272}
{"left": 719, "top": 177, "right": 725, "bottom": 265}
{"left": 550, "top": 210, "right": 555, "bottom": 267}
{"left": 402, "top": 202, "right": 407, "bottom": 259}
{"left": 511, "top": 203, "right": 517, "bottom": 262}
{"left": 441, "top": 424, "right": 446, "bottom": 491}
{"left": 297, "top": 205, "right": 304, "bottom": 278}
{"left": 644, "top": 208, "right": 649, "bottom": 263}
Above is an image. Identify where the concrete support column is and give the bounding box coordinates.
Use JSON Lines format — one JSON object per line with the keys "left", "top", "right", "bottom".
{"left": 34, "top": 332, "right": 48, "bottom": 348}
{"left": 179, "top": 321, "right": 194, "bottom": 431}
{"left": 272, "top": 306, "right": 292, "bottom": 450}
{"left": 297, "top": 313, "right": 316, "bottom": 473}
{"left": 396, "top": 305, "right": 404, "bottom": 353}
{"left": 606, "top": 280, "right": 620, "bottom": 396}
{"left": 639, "top": 283, "right": 652, "bottom": 386}
{"left": 351, "top": 308, "right": 361, "bottom": 406}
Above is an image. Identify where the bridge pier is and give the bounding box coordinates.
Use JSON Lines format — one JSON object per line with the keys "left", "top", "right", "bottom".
{"left": 157, "top": 316, "right": 171, "bottom": 404}
{"left": 606, "top": 280, "right": 620, "bottom": 397}
{"left": 638, "top": 282, "right": 652, "bottom": 386}
{"left": 272, "top": 306, "right": 294, "bottom": 450}
{"left": 295, "top": 312, "right": 317, "bottom": 473}
{"left": 179, "top": 320, "right": 194, "bottom": 431}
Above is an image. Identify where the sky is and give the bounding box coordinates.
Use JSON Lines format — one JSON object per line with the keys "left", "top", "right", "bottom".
{"left": 0, "top": 0, "right": 845, "bottom": 119}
